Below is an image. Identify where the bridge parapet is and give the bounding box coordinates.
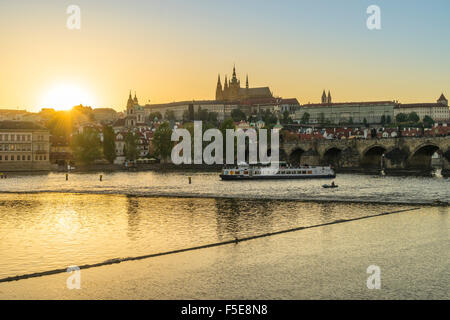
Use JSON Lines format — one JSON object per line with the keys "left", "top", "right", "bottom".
{"left": 281, "top": 136, "right": 449, "bottom": 171}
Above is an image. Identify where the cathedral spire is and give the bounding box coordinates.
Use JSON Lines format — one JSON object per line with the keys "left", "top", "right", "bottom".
{"left": 216, "top": 74, "right": 223, "bottom": 100}
{"left": 321, "top": 90, "right": 327, "bottom": 104}
{"left": 327, "top": 91, "right": 332, "bottom": 104}
{"left": 246, "top": 74, "right": 249, "bottom": 89}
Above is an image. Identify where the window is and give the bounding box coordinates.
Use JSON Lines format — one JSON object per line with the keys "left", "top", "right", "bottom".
{"left": 35, "top": 156, "right": 38, "bottom": 161}
{"left": 22, "top": 155, "right": 25, "bottom": 161}
{"left": 44, "top": 156, "right": 46, "bottom": 161}
{"left": 0, "top": 155, "right": 2, "bottom": 161}
{"left": 28, "top": 155, "right": 31, "bottom": 161}
{"left": 27, "top": 135, "right": 31, "bottom": 141}
{"left": 11, "top": 155, "right": 14, "bottom": 161}
{"left": 39, "top": 156, "right": 42, "bottom": 161}
{"left": 5, "top": 155, "right": 8, "bottom": 161}
{"left": 0, "top": 135, "right": 2, "bottom": 141}
{"left": 11, "top": 135, "right": 14, "bottom": 141}
{"left": 5, "top": 135, "right": 8, "bottom": 141}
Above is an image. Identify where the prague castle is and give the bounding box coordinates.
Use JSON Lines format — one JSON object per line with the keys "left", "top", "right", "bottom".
{"left": 215, "top": 66, "right": 273, "bottom": 101}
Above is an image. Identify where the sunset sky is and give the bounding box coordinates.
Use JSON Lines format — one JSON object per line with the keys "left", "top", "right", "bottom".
{"left": 0, "top": 0, "right": 449, "bottom": 112}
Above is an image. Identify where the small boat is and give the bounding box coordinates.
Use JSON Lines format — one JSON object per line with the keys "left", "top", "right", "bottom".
{"left": 322, "top": 184, "right": 338, "bottom": 189}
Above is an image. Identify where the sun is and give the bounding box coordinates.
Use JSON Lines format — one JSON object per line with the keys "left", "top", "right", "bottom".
{"left": 40, "top": 84, "right": 96, "bottom": 111}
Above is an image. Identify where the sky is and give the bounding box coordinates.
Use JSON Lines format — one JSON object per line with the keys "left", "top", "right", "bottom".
{"left": 0, "top": 0, "right": 449, "bottom": 112}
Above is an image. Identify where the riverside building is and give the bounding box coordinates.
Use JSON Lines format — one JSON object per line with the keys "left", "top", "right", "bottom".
{"left": 0, "top": 121, "right": 51, "bottom": 171}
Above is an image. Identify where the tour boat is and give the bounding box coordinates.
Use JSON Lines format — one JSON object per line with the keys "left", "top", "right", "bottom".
{"left": 220, "top": 163, "right": 336, "bottom": 180}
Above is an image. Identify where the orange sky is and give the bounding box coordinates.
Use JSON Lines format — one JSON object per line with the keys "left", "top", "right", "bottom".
{"left": 0, "top": 1, "right": 449, "bottom": 112}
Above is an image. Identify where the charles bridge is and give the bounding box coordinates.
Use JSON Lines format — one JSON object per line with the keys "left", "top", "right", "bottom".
{"left": 280, "top": 136, "right": 450, "bottom": 174}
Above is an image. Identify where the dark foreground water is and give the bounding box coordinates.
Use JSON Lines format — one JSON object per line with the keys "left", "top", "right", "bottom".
{"left": 0, "top": 172, "right": 448, "bottom": 299}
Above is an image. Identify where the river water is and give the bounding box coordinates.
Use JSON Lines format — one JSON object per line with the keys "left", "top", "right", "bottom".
{"left": 0, "top": 171, "right": 448, "bottom": 204}
{"left": 0, "top": 172, "right": 448, "bottom": 298}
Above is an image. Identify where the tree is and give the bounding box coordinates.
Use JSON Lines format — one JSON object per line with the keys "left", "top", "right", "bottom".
{"left": 152, "top": 122, "right": 173, "bottom": 163}
{"left": 149, "top": 112, "right": 163, "bottom": 122}
{"left": 396, "top": 113, "right": 408, "bottom": 123}
{"left": 182, "top": 110, "right": 190, "bottom": 122}
{"left": 380, "top": 115, "right": 386, "bottom": 125}
{"left": 72, "top": 128, "right": 102, "bottom": 165}
{"left": 423, "top": 115, "right": 434, "bottom": 128}
{"left": 207, "top": 112, "right": 219, "bottom": 126}
{"left": 102, "top": 125, "right": 116, "bottom": 163}
{"left": 195, "top": 107, "right": 209, "bottom": 122}
{"left": 300, "top": 112, "right": 310, "bottom": 124}
{"left": 386, "top": 115, "right": 392, "bottom": 124}
{"left": 165, "top": 110, "right": 176, "bottom": 121}
{"left": 45, "top": 111, "right": 74, "bottom": 138}
{"left": 408, "top": 112, "right": 420, "bottom": 124}
{"left": 282, "top": 111, "right": 293, "bottom": 124}
{"left": 231, "top": 108, "right": 247, "bottom": 122}
{"left": 363, "top": 118, "right": 368, "bottom": 127}
{"left": 124, "top": 131, "right": 139, "bottom": 161}
{"left": 262, "top": 110, "right": 277, "bottom": 126}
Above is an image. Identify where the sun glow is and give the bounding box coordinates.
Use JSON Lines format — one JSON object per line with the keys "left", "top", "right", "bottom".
{"left": 40, "top": 84, "right": 96, "bottom": 111}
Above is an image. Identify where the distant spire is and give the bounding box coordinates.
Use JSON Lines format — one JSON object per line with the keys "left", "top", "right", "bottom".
{"left": 321, "top": 90, "right": 327, "bottom": 104}
{"left": 232, "top": 64, "right": 237, "bottom": 80}
{"left": 217, "top": 74, "right": 222, "bottom": 86}
{"left": 246, "top": 74, "right": 249, "bottom": 89}
{"left": 327, "top": 91, "right": 332, "bottom": 104}
{"left": 129, "top": 90, "right": 132, "bottom": 99}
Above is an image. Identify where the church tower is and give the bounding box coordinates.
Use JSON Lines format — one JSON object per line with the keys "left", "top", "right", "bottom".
{"left": 127, "top": 91, "right": 134, "bottom": 110}
{"left": 246, "top": 75, "right": 249, "bottom": 89}
{"left": 223, "top": 75, "right": 229, "bottom": 100}
{"left": 229, "top": 65, "right": 240, "bottom": 100}
{"left": 327, "top": 91, "right": 332, "bottom": 104}
{"left": 216, "top": 75, "right": 223, "bottom": 100}
{"left": 437, "top": 93, "right": 448, "bottom": 106}
{"left": 133, "top": 92, "right": 139, "bottom": 105}
{"left": 321, "top": 90, "right": 327, "bottom": 104}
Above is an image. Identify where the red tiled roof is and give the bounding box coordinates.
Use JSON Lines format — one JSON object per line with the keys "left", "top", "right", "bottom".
{"left": 280, "top": 98, "right": 300, "bottom": 105}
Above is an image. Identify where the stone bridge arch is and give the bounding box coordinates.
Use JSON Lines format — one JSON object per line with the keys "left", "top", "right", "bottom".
{"left": 322, "top": 147, "right": 343, "bottom": 167}
{"left": 407, "top": 142, "right": 442, "bottom": 169}
{"left": 288, "top": 147, "right": 306, "bottom": 166}
{"left": 360, "top": 144, "right": 388, "bottom": 168}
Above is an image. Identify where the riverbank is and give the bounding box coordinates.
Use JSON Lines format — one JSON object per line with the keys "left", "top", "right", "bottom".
{"left": 2, "top": 163, "right": 446, "bottom": 177}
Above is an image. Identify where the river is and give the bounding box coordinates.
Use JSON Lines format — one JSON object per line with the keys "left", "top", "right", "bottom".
{"left": 0, "top": 172, "right": 448, "bottom": 298}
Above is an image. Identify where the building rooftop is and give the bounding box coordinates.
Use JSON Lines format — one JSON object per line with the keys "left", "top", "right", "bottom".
{"left": 396, "top": 103, "right": 447, "bottom": 109}
{"left": 301, "top": 101, "right": 396, "bottom": 108}
{"left": 0, "top": 121, "right": 46, "bottom": 130}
